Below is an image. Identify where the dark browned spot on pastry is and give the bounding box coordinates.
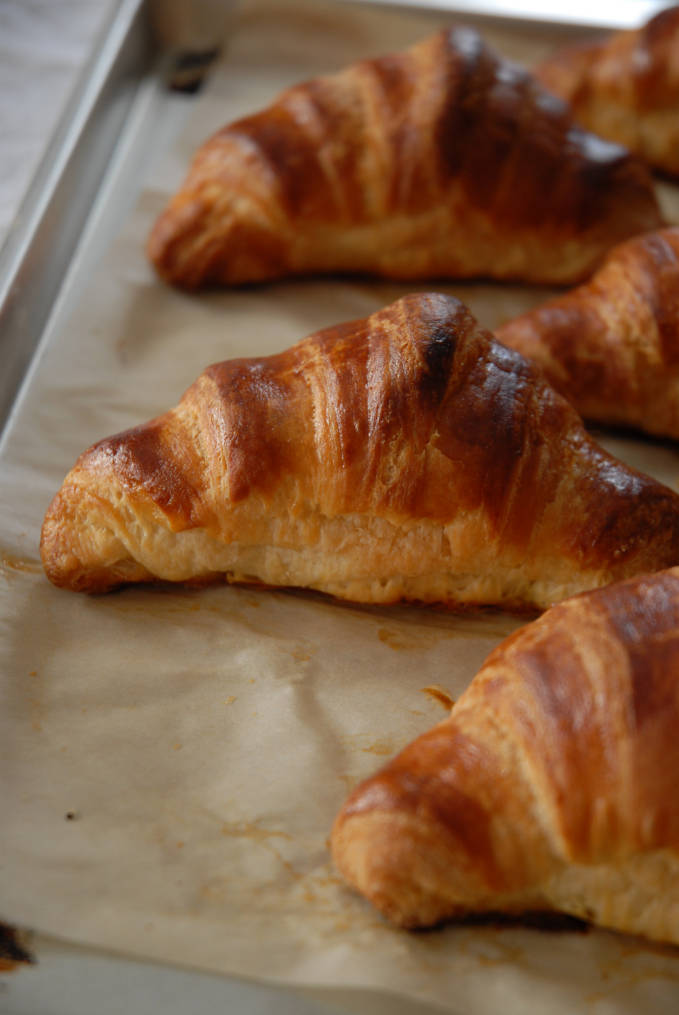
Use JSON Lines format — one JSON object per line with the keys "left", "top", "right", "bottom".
{"left": 459, "top": 71, "right": 551, "bottom": 226}
{"left": 421, "top": 325, "right": 456, "bottom": 402}
{"left": 435, "top": 27, "right": 502, "bottom": 189}
{"left": 434, "top": 28, "right": 597, "bottom": 232}
{"left": 306, "top": 299, "right": 461, "bottom": 509}
{"left": 437, "top": 20, "right": 658, "bottom": 238}
{"left": 434, "top": 339, "right": 557, "bottom": 541}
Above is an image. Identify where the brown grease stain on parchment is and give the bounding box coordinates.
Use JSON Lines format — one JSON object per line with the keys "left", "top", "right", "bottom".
{"left": 0, "top": 553, "right": 42, "bottom": 577}
{"left": 219, "top": 819, "right": 297, "bottom": 880}
{"left": 377, "top": 626, "right": 432, "bottom": 651}
{"left": 421, "top": 685, "right": 455, "bottom": 711}
{"left": 220, "top": 818, "right": 291, "bottom": 844}
{"left": 339, "top": 731, "right": 402, "bottom": 759}
{"left": 582, "top": 933, "right": 679, "bottom": 1002}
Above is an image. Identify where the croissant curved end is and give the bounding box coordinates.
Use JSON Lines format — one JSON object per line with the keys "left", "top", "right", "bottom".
{"left": 40, "top": 487, "right": 151, "bottom": 594}
{"left": 146, "top": 196, "right": 226, "bottom": 290}
{"left": 331, "top": 809, "right": 480, "bottom": 928}
{"left": 147, "top": 181, "right": 290, "bottom": 288}
{"left": 332, "top": 568, "right": 679, "bottom": 942}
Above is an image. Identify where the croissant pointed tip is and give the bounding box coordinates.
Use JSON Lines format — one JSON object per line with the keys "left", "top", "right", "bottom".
{"left": 147, "top": 199, "right": 214, "bottom": 289}
{"left": 332, "top": 808, "right": 466, "bottom": 929}
{"left": 40, "top": 485, "right": 152, "bottom": 594}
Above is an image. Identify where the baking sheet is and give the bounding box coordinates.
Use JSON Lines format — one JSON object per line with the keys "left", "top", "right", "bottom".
{"left": 3, "top": 1, "right": 679, "bottom": 1012}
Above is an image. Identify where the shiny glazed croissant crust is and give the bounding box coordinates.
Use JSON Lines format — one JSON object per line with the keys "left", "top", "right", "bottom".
{"left": 332, "top": 566, "right": 679, "bottom": 944}
{"left": 40, "top": 294, "right": 679, "bottom": 610}
{"left": 496, "top": 227, "right": 679, "bottom": 440}
{"left": 147, "top": 27, "right": 661, "bottom": 288}
{"left": 534, "top": 7, "right": 679, "bottom": 176}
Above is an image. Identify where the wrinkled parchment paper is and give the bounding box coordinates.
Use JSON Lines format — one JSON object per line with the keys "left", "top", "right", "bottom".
{"left": 3, "top": 1, "right": 679, "bottom": 1011}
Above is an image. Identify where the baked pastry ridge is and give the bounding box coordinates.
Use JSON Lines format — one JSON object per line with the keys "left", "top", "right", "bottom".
{"left": 40, "top": 293, "right": 679, "bottom": 610}
{"left": 534, "top": 6, "right": 679, "bottom": 176}
{"left": 332, "top": 566, "right": 679, "bottom": 944}
{"left": 147, "top": 26, "right": 662, "bottom": 288}
{"left": 496, "top": 227, "right": 679, "bottom": 440}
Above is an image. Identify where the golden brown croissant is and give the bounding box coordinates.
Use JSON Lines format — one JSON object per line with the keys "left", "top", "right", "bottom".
{"left": 40, "top": 294, "right": 679, "bottom": 609}
{"left": 332, "top": 566, "right": 679, "bottom": 944}
{"left": 495, "top": 227, "right": 679, "bottom": 440}
{"left": 147, "top": 26, "right": 662, "bottom": 289}
{"left": 534, "top": 7, "right": 679, "bottom": 176}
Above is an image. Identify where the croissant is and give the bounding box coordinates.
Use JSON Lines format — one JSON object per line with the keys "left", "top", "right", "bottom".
{"left": 40, "top": 293, "right": 679, "bottom": 610}
{"left": 495, "top": 227, "right": 679, "bottom": 440}
{"left": 534, "top": 6, "right": 679, "bottom": 176}
{"left": 147, "top": 27, "right": 662, "bottom": 289}
{"left": 331, "top": 566, "right": 679, "bottom": 944}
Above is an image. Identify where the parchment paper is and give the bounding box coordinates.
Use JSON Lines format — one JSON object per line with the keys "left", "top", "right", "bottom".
{"left": 3, "top": 1, "right": 679, "bottom": 1012}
